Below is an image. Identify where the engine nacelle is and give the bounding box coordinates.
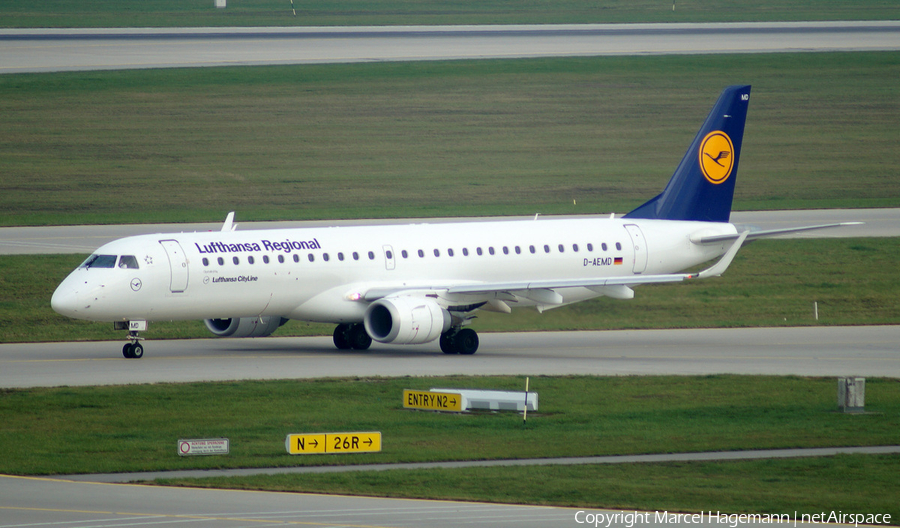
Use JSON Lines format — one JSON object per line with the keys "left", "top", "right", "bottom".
{"left": 364, "top": 297, "right": 451, "bottom": 345}
{"left": 204, "top": 316, "right": 288, "bottom": 338}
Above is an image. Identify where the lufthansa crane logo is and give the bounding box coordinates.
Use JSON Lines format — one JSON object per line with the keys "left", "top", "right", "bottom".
{"left": 698, "top": 130, "right": 734, "bottom": 185}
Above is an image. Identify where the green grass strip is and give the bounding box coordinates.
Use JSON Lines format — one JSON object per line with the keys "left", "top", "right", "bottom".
{"left": 161, "top": 455, "right": 900, "bottom": 522}
{"left": 2, "top": 52, "right": 898, "bottom": 226}
{"left": 2, "top": 0, "right": 898, "bottom": 28}
{"left": 2, "top": 375, "right": 898, "bottom": 476}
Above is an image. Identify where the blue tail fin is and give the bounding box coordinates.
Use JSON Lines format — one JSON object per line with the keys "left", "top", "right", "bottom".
{"left": 624, "top": 85, "right": 751, "bottom": 223}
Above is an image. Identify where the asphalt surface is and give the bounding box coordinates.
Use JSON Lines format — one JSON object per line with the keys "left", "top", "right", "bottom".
{"left": 2, "top": 21, "right": 899, "bottom": 73}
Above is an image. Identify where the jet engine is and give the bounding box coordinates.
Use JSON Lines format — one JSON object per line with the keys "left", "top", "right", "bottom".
{"left": 204, "top": 316, "right": 288, "bottom": 338}
{"left": 363, "top": 297, "right": 451, "bottom": 345}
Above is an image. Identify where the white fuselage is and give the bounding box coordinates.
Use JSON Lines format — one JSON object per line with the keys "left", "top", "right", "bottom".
{"left": 51, "top": 216, "right": 736, "bottom": 324}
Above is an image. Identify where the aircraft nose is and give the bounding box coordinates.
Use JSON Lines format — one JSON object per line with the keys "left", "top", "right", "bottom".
{"left": 51, "top": 281, "right": 82, "bottom": 317}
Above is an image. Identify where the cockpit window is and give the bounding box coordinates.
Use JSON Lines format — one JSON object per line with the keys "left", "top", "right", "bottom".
{"left": 80, "top": 254, "right": 118, "bottom": 269}
{"left": 118, "top": 255, "right": 140, "bottom": 269}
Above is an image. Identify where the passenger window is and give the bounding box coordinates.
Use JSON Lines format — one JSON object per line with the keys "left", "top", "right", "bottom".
{"left": 587, "top": 243, "right": 593, "bottom": 252}
{"left": 418, "top": 249, "right": 425, "bottom": 258}
{"left": 217, "top": 257, "right": 225, "bottom": 266}
{"left": 278, "top": 255, "right": 285, "bottom": 263}
{"left": 616, "top": 242, "right": 622, "bottom": 251}
{"left": 558, "top": 244, "right": 565, "bottom": 253}
{"left": 476, "top": 247, "right": 483, "bottom": 256}
{"left": 544, "top": 245, "right": 550, "bottom": 253}
{"left": 434, "top": 249, "right": 440, "bottom": 257}
{"left": 502, "top": 246, "right": 509, "bottom": 255}
{"left": 338, "top": 252, "right": 345, "bottom": 261}
{"left": 573, "top": 244, "right": 579, "bottom": 252}
{"left": 81, "top": 254, "right": 117, "bottom": 269}
{"left": 353, "top": 252, "right": 359, "bottom": 261}
{"left": 308, "top": 254, "right": 315, "bottom": 262}
{"left": 292, "top": 255, "right": 299, "bottom": 263}
{"left": 488, "top": 247, "right": 495, "bottom": 255}
{"left": 463, "top": 248, "right": 469, "bottom": 256}
{"left": 118, "top": 255, "right": 140, "bottom": 269}
{"left": 602, "top": 243, "right": 608, "bottom": 251}
{"left": 323, "top": 253, "right": 330, "bottom": 261}
{"left": 202, "top": 258, "right": 210, "bottom": 267}
{"left": 529, "top": 245, "right": 536, "bottom": 254}
{"left": 263, "top": 255, "right": 270, "bottom": 264}
{"left": 401, "top": 250, "right": 408, "bottom": 259}
{"left": 515, "top": 246, "right": 521, "bottom": 254}
{"left": 233, "top": 256, "right": 240, "bottom": 265}
{"left": 249, "top": 256, "right": 256, "bottom": 264}
{"left": 368, "top": 251, "right": 375, "bottom": 260}
{"left": 448, "top": 248, "right": 454, "bottom": 257}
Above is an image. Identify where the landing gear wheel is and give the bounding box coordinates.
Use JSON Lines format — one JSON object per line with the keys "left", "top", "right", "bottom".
{"left": 454, "top": 328, "right": 479, "bottom": 355}
{"left": 333, "top": 324, "right": 352, "bottom": 350}
{"left": 122, "top": 342, "right": 144, "bottom": 359}
{"left": 440, "top": 332, "right": 457, "bottom": 354}
{"left": 348, "top": 324, "right": 372, "bottom": 350}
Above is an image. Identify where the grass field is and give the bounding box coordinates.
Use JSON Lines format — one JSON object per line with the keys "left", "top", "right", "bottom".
{"left": 2, "top": 0, "right": 898, "bottom": 28}
{"left": 3, "top": 238, "right": 899, "bottom": 343}
{"left": 2, "top": 52, "right": 899, "bottom": 227}
{"left": 163, "top": 455, "right": 900, "bottom": 520}
{"left": 1, "top": 375, "right": 898, "bottom": 519}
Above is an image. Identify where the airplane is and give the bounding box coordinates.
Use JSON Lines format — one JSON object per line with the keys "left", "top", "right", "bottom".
{"left": 51, "top": 85, "right": 858, "bottom": 359}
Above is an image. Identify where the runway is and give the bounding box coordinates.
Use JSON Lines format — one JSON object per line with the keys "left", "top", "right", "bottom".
{"left": 2, "top": 21, "right": 899, "bottom": 74}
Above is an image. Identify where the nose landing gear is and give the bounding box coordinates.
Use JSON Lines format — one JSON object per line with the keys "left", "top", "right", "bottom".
{"left": 115, "top": 320, "right": 147, "bottom": 359}
{"left": 123, "top": 337, "right": 144, "bottom": 359}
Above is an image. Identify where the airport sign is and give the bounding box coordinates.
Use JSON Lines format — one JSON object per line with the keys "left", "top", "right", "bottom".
{"left": 285, "top": 432, "right": 381, "bottom": 455}
{"left": 177, "top": 438, "right": 229, "bottom": 456}
{"left": 403, "top": 389, "right": 465, "bottom": 412}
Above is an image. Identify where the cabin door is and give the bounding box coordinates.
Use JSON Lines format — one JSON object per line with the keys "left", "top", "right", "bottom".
{"left": 623, "top": 224, "right": 648, "bottom": 274}
{"left": 159, "top": 239, "right": 189, "bottom": 293}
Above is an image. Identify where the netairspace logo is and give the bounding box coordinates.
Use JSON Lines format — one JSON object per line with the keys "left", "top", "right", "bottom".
{"left": 574, "top": 510, "right": 892, "bottom": 527}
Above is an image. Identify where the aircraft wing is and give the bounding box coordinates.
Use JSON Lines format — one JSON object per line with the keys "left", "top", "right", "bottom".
{"left": 694, "top": 222, "right": 862, "bottom": 244}
{"left": 363, "top": 231, "right": 749, "bottom": 303}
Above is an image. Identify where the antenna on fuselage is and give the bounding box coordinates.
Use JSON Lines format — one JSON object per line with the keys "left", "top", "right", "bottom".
{"left": 221, "top": 211, "right": 237, "bottom": 232}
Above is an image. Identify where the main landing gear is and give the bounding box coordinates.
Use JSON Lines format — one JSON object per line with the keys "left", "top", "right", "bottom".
{"left": 439, "top": 328, "right": 479, "bottom": 355}
{"left": 333, "top": 323, "right": 372, "bottom": 351}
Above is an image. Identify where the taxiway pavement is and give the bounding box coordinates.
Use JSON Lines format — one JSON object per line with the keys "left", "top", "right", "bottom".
{"left": 3, "top": 326, "right": 898, "bottom": 389}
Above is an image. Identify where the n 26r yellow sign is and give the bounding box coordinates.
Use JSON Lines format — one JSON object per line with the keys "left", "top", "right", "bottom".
{"left": 285, "top": 432, "right": 381, "bottom": 455}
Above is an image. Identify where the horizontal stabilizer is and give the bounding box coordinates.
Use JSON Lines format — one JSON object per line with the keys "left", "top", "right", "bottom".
{"left": 694, "top": 222, "right": 863, "bottom": 244}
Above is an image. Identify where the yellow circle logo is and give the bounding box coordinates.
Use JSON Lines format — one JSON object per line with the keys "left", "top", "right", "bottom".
{"left": 698, "top": 130, "right": 734, "bottom": 185}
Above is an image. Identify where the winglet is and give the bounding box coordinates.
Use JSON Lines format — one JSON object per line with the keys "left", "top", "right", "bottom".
{"left": 691, "top": 230, "right": 749, "bottom": 279}
{"left": 221, "top": 211, "right": 236, "bottom": 232}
